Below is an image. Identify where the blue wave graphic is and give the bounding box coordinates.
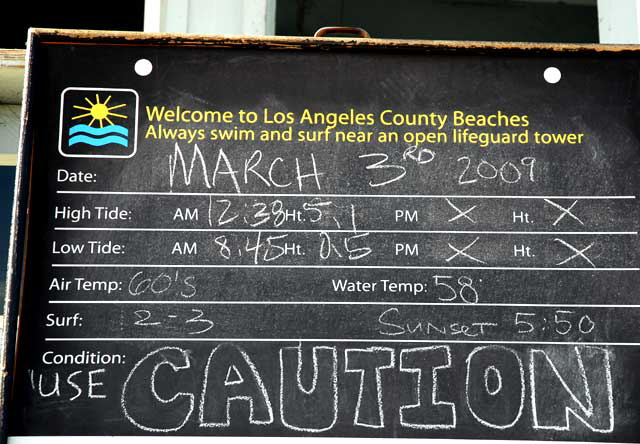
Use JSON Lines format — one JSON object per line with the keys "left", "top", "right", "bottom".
{"left": 69, "top": 135, "right": 128, "bottom": 147}
{"left": 69, "top": 124, "right": 128, "bottom": 137}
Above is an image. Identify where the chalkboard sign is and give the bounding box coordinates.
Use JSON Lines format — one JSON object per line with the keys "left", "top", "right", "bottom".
{"left": 3, "top": 28, "right": 640, "bottom": 443}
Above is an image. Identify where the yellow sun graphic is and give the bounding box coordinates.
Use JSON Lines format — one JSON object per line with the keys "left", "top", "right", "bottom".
{"left": 72, "top": 94, "right": 127, "bottom": 128}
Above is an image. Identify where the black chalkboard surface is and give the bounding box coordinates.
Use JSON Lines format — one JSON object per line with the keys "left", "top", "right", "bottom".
{"left": 3, "top": 28, "right": 640, "bottom": 442}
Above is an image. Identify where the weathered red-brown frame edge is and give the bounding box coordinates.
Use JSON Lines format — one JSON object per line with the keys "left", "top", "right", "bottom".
{"left": 23, "top": 27, "right": 640, "bottom": 53}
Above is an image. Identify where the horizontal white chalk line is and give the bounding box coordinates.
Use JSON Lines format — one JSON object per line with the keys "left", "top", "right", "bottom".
{"left": 53, "top": 227, "right": 639, "bottom": 235}
{"left": 56, "top": 190, "right": 637, "bottom": 199}
{"left": 50, "top": 264, "right": 640, "bottom": 271}
{"left": 44, "top": 337, "right": 640, "bottom": 346}
{"left": 7, "top": 437, "right": 615, "bottom": 444}
{"left": 48, "top": 300, "right": 640, "bottom": 308}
